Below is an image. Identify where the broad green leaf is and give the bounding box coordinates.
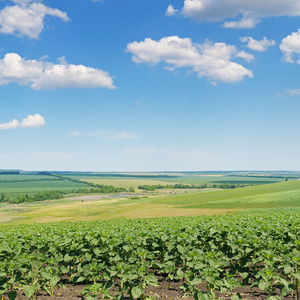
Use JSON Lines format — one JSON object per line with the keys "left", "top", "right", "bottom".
{"left": 7, "top": 291, "right": 17, "bottom": 300}
{"left": 23, "top": 285, "right": 37, "bottom": 298}
{"left": 131, "top": 286, "right": 144, "bottom": 299}
{"left": 258, "top": 279, "right": 269, "bottom": 291}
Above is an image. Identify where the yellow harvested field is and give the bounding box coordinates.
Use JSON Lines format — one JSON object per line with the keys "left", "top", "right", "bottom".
{"left": 82, "top": 178, "right": 178, "bottom": 189}
{"left": 4, "top": 195, "right": 236, "bottom": 225}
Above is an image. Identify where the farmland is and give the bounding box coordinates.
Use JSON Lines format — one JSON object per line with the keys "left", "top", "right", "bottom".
{"left": 0, "top": 210, "right": 299, "bottom": 299}
{"left": 0, "top": 172, "right": 299, "bottom": 225}
{"left": 0, "top": 173, "right": 89, "bottom": 196}
{"left": 60, "top": 171, "right": 288, "bottom": 189}
{"left": 0, "top": 171, "right": 299, "bottom": 299}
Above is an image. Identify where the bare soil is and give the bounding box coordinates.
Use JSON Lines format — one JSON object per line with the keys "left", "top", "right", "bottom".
{"left": 10, "top": 279, "right": 296, "bottom": 300}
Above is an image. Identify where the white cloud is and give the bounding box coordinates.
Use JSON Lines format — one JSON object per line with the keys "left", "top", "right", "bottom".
{"left": 236, "top": 51, "right": 254, "bottom": 62}
{"left": 165, "top": 4, "right": 178, "bottom": 16}
{"left": 126, "top": 36, "right": 253, "bottom": 84}
{"left": 0, "top": 53, "right": 116, "bottom": 90}
{"left": 240, "top": 36, "right": 276, "bottom": 51}
{"left": 0, "top": 119, "right": 19, "bottom": 130}
{"left": 20, "top": 114, "right": 45, "bottom": 128}
{"left": 280, "top": 29, "right": 300, "bottom": 63}
{"left": 223, "top": 15, "right": 259, "bottom": 29}
{"left": 0, "top": 1, "right": 69, "bottom": 38}
{"left": 179, "top": 0, "right": 300, "bottom": 28}
{"left": 282, "top": 88, "right": 300, "bottom": 96}
{"left": 0, "top": 114, "right": 45, "bottom": 130}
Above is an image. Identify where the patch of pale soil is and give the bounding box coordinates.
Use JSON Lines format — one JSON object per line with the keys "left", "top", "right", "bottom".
{"left": 0, "top": 213, "right": 23, "bottom": 224}
{"left": 65, "top": 195, "right": 112, "bottom": 201}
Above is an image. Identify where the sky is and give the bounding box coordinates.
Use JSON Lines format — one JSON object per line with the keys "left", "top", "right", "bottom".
{"left": 0, "top": 0, "right": 300, "bottom": 172}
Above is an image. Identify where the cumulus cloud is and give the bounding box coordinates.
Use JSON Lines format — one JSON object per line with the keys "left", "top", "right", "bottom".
{"left": 280, "top": 29, "right": 300, "bottom": 63}
{"left": 236, "top": 51, "right": 254, "bottom": 62}
{"left": 0, "top": 1, "right": 69, "bottom": 38}
{"left": 20, "top": 113, "right": 45, "bottom": 128}
{"left": 0, "top": 53, "right": 115, "bottom": 90}
{"left": 223, "top": 15, "right": 259, "bottom": 29}
{"left": 165, "top": 4, "right": 178, "bottom": 16}
{"left": 179, "top": 0, "right": 300, "bottom": 28}
{"left": 126, "top": 36, "right": 253, "bottom": 84}
{"left": 0, "top": 119, "right": 19, "bottom": 130}
{"left": 240, "top": 36, "right": 276, "bottom": 51}
{"left": 0, "top": 114, "right": 45, "bottom": 130}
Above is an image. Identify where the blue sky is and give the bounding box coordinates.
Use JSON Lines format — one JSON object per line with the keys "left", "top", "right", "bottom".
{"left": 0, "top": 0, "right": 300, "bottom": 171}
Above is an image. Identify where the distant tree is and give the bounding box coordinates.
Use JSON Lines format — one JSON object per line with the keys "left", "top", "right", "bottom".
{"left": 0, "top": 193, "right": 10, "bottom": 203}
{"left": 128, "top": 187, "right": 135, "bottom": 193}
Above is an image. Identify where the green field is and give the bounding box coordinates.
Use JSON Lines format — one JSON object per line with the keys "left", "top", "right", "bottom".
{"left": 0, "top": 210, "right": 299, "bottom": 299}
{"left": 1, "top": 179, "right": 299, "bottom": 225}
{"left": 0, "top": 178, "right": 89, "bottom": 196}
{"left": 0, "top": 171, "right": 300, "bottom": 299}
{"left": 63, "top": 171, "right": 288, "bottom": 190}
{"left": 152, "top": 180, "right": 300, "bottom": 209}
{"left": 0, "top": 174, "right": 56, "bottom": 181}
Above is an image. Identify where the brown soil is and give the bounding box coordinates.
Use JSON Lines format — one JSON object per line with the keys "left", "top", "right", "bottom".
{"left": 9, "top": 279, "right": 296, "bottom": 300}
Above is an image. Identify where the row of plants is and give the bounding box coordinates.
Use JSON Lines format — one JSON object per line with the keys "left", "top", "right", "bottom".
{"left": 51, "top": 174, "right": 127, "bottom": 193}
{"left": 0, "top": 209, "right": 299, "bottom": 299}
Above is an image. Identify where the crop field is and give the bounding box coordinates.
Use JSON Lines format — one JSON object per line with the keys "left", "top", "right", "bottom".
{"left": 152, "top": 180, "right": 300, "bottom": 209}
{"left": 1, "top": 180, "right": 300, "bottom": 225}
{"left": 0, "top": 210, "right": 299, "bottom": 299}
{"left": 0, "top": 172, "right": 299, "bottom": 299}
{"left": 0, "top": 179, "right": 89, "bottom": 196}
{"left": 0, "top": 175, "right": 56, "bottom": 181}
{"left": 62, "top": 172, "right": 287, "bottom": 189}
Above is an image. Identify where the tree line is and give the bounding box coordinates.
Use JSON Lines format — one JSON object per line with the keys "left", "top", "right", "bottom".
{"left": 138, "top": 182, "right": 251, "bottom": 191}
{"left": 0, "top": 190, "right": 64, "bottom": 204}
{"left": 0, "top": 174, "right": 128, "bottom": 204}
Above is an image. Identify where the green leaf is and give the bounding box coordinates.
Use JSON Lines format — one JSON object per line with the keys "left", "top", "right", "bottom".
{"left": 283, "top": 264, "right": 292, "bottom": 274}
{"left": 74, "top": 276, "right": 86, "bottom": 284}
{"left": 189, "top": 277, "right": 202, "bottom": 286}
{"left": 131, "top": 286, "right": 144, "bottom": 299}
{"left": 194, "top": 291, "right": 211, "bottom": 300}
{"left": 23, "top": 285, "right": 37, "bottom": 298}
{"left": 266, "top": 296, "right": 281, "bottom": 300}
{"left": 7, "top": 291, "right": 17, "bottom": 300}
{"left": 258, "top": 279, "right": 269, "bottom": 291}
{"left": 280, "top": 285, "right": 291, "bottom": 297}
{"left": 64, "top": 253, "right": 72, "bottom": 263}
{"left": 293, "top": 272, "right": 300, "bottom": 280}
{"left": 231, "top": 294, "right": 242, "bottom": 300}
{"left": 104, "top": 280, "right": 113, "bottom": 289}
{"left": 85, "top": 295, "right": 97, "bottom": 300}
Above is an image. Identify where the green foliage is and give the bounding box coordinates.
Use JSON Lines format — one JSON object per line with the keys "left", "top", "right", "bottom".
{"left": 0, "top": 210, "right": 299, "bottom": 299}
{"left": 138, "top": 182, "right": 252, "bottom": 191}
